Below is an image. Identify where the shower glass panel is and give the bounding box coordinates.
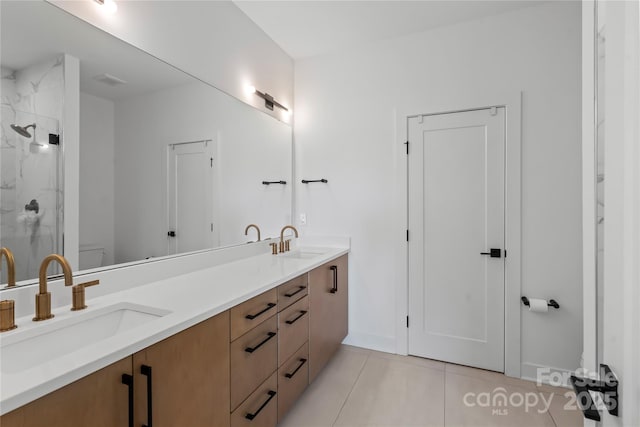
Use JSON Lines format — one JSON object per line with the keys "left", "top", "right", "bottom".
{"left": 1, "top": 56, "right": 64, "bottom": 283}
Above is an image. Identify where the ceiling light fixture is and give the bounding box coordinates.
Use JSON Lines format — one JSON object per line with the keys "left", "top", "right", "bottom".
{"left": 249, "top": 86, "right": 289, "bottom": 112}
{"left": 94, "top": 0, "right": 117, "bottom": 14}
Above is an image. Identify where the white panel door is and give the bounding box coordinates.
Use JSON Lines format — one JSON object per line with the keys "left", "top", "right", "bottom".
{"left": 167, "top": 140, "right": 215, "bottom": 255}
{"left": 408, "top": 108, "right": 505, "bottom": 372}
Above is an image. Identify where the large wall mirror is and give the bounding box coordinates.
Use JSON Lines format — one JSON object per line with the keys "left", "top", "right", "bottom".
{"left": 1, "top": 1, "right": 292, "bottom": 288}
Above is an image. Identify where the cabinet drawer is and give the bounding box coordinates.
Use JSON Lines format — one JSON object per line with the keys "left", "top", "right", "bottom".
{"left": 231, "top": 315, "right": 278, "bottom": 410}
{"left": 278, "top": 295, "right": 309, "bottom": 367}
{"left": 278, "top": 342, "right": 309, "bottom": 422}
{"left": 231, "top": 289, "right": 278, "bottom": 341}
{"left": 231, "top": 371, "right": 278, "bottom": 427}
{"left": 277, "top": 274, "right": 308, "bottom": 310}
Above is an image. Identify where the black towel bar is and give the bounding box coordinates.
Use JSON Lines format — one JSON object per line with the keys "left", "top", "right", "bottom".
{"left": 301, "top": 179, "right": 328, "bottom": 184}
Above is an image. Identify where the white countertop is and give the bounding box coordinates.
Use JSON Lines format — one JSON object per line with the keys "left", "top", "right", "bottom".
{"left": 0, "top": 244, "right": 349, "bottom": 415}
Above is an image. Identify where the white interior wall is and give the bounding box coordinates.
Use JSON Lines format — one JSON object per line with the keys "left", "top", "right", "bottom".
{"left": 294, "top": 2, "right": 583, "bottom": 376}
{"left": 79, "top": 92, "right": 115, "bottom": 267}
{"left": 49, "top": 0, "right": 293, "bottom": 121}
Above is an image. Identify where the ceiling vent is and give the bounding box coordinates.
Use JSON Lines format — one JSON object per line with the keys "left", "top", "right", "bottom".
{"left": 93, "top": 73, "right": 127, "bottom": 86}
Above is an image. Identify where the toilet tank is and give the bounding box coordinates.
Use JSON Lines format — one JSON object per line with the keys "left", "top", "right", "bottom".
{"left": 79, "top": 245, "right": 105, "bottom": 270}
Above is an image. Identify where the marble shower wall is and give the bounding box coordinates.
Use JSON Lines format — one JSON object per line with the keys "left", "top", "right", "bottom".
{"left": 1, "top": 56, "right": 64, "bottom": 283}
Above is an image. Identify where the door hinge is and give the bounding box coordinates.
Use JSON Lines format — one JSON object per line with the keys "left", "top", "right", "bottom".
{"left": 211, "top": 223, "right": 214, "bottom": 232}
{"left": 406, "top": 230, "right": 409, "bottom": 242}
{"left": 406, "top": 316, "right": 409, "bottom": 328}
{"left": 210, "top": 157, "right": 213, "bottom": 167}
{"left": 405, "top": 141, "right": 409, "bottom": 154}
{"left": 504, "top": 250, "right": 507, "bottom": 258}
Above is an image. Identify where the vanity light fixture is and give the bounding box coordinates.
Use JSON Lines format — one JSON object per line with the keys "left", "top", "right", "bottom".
{"left": 94, "top": 0, "right": 117, "bottom": 14}
{"left": 247, "top": 85, "right": 289, "bottom": 112}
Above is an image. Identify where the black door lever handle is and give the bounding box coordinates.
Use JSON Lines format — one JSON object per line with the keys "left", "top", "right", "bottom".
{"left": 480, "top": 249, "right": 502, "bottom": 258}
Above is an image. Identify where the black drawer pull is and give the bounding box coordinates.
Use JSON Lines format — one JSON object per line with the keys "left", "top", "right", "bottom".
{"left": 245, "top": 390, "right": 277, "bottom": 421}
{"left": 121, "top": 374, "right": 133, "bottom": 427}
{"left": 285, "top": 358, "right": 307, "bottom": 379}
{"left": 330, "top": 265, "right": 338, "bottom": 293}
{"left": 284, "top": 286, "right": 306, "bottom": 298}
{"left": 285, "top": 310, "right": 308, "bottom": 325}
{"left": 245, "top": 332, "right": 276, "bottom": 353}
{"left": 141, "top": 365, "right": 153, "bottom": 427}
{"left": 245, "top": 302, "right": 276, "bottom": 320}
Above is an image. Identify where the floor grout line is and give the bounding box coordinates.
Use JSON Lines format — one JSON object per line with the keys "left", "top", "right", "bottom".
{"left": 331, "top": 350, "right": 371, "bottom": 427}
{"left": 443, "top": 367, "right": 447, "bottom": 427}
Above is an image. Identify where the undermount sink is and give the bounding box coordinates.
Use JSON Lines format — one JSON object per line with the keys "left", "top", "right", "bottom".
{"left": 1, "top": 302, "right": 171, "bottom": 374}
{"left": 280, "top": 248, "right": 328, "bottom": 259}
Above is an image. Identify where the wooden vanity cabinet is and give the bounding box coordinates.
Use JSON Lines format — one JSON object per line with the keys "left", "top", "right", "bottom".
{"left": 309, "top": 254, "right": 349, "bottom": 383}
{"left": 2, "top": 254, "right": 350, "bottom": 427}
{"left": 133, "top": 311, "right": 231, "bottom": 427}
{"left": 0, "top": 357, "right": 133, "bottom": 427}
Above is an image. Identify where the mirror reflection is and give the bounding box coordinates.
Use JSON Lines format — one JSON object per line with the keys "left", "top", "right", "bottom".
{"left": 1, "top": 1, "right": 292, "bottom": 287}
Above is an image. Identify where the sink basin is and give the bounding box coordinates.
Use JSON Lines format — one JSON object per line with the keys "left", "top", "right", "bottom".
{"left": 1, "top": 302, "right": 171, "bottom": 374}
{"left": 280, "top": 249, "right": 328, "bottom": 259}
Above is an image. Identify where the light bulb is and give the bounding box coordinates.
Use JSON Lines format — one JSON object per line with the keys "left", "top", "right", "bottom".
{"left": 246, "top": 85, "right": 257, "bottom": 95}
{"left": 95, "top": 0, "right": 118, "bottom": 14}
{"left": 103, "top": 0, "right": 117, "bottom": 14}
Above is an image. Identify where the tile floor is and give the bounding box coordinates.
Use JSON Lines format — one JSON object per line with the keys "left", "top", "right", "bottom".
{"left": 278, "top": 345, "right": 584, "bottom": 427}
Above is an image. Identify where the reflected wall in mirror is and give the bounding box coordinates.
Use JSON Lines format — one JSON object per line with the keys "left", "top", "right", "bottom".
{"left": 0, "top": 1, "right": 292, "bottom": 287}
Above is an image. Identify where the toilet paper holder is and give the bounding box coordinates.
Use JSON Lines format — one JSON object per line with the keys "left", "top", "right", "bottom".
{"left": 521, "top": 296, "right": 559, "bottom": 309}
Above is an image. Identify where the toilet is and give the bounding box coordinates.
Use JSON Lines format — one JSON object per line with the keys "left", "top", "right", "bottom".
{"left": 79, "top": 244, "right": 105, "bottom": 270}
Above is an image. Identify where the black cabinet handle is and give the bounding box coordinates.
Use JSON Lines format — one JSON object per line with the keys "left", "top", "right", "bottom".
{"left": 284, "top": 358, "right": 307, "bottom": 379}
{"left": 284, "top": 286, "right": 306, "bottom": 298}
{"left": 245, "top": 390, "right": 277, "bottom": 421}
{"left": 121, "top": 374, "right": 133, "bottom": 427}
{"left": 245, "top": 332, "right": 276, "bottom": 353}
{"left": 141, "top": 365, "right": 153, "bottom": 427}
{"left": 285, "top": 310, "right": 308, "bottom": 325}
{"left": 330, "top": 265, "right": 338, "bottom": 293}
{"left": 245, "top": 302, "right": 276, "bottom": 320}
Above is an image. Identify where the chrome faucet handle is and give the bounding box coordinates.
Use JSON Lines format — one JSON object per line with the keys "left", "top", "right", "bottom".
{"left": 71, "top": 280, "right": 100, "bottom": 311}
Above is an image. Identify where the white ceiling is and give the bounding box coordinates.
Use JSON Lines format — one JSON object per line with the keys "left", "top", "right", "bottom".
{"left": 234, "top": 0, "right": 544, "bottom": 59}
{"left": 1, "top": 1, "right": 193, "bottom": 101}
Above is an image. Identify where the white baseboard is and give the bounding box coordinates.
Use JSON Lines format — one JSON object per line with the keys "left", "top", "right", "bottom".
{"left": 342, "top": 331, "right": 396, "bottom": 354}
{"left": 521, "top": 362, "right": 574, "bottom": 389}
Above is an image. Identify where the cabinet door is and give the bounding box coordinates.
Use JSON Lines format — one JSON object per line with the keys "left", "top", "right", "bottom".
{"left": 1, "top": 357, "right": 133, "bottom": 427}
{"left": 309, "top": 254, "right": 348, "bottom": 383}
{"left": 133, "top": 311, "right": 230, "bottom": 427}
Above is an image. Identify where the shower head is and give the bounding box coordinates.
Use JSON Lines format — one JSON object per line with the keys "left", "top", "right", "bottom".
{"left": 10, "top": 123, "right": 36, "bottom": 138}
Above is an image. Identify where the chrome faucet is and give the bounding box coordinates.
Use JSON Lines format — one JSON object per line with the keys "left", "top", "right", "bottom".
{"left": 245, "top": 224, "right": 261, "bottom": 242}
{"left": 35, "top": 254, "right": 73, "bottom": 321}
{"left": 279, "top": 225, "right": 299, "bottom": 253}
{"left": 0, "top": 247, "right": 16, "bottom": 288}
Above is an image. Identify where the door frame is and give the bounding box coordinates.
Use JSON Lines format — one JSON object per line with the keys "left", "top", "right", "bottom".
{"left": 164, "top": 138, "right": 219, "bottom": 256}
{"left": 393, "top": 91, "right": 522, "bottom": 378}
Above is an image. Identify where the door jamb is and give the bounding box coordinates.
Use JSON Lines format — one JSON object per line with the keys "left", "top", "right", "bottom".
{"left": 393, "top": 91, "right": 522, "bottom": 378}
